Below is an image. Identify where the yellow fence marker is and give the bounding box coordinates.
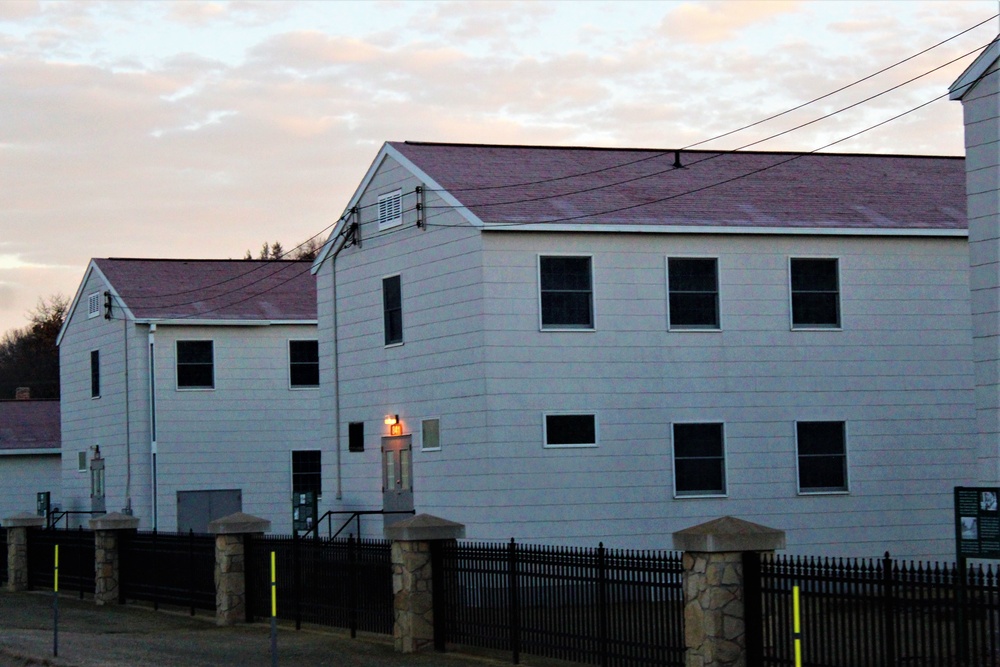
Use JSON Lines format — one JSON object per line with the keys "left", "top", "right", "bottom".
{"left": 793, "top": 585, "right": 802, "bottom": 667}
{"left": 270, "top": 550, "right": 278, "bottom": 667}
{"left": 53, "top": 543, "right": 60, "bottom": 658}
{"left": 54, "top": 544, "right": 59, "bottom": 592}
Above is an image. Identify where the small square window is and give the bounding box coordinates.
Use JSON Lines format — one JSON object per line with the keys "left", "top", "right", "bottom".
{"left": 422, "top": 418, "right": 441, "bottom": 451}
{"left": 289, "top": 340, "right": 319, "bottom": 387}
{"left": 797, "top": 421, "right": 848, "bottom": 493}
{"left": 673, "top": 423, "right": 726, "bottom": 496}
{"left": 544, "top": 413, "right": 597, "bottom": 448}
{"left": 349, "top": 422, "right": 365, "bottom": 452}
{"left": 90, "top": 350, "right": 100, "bottom": 398}
{"left": 540, "top": 256, "right": 593, "bottom": 329}
{"left": 378, "top": 190, "right": 403, "bottom": 230}
{"left": 668, "top": 258, "right": 719, "bottom": 329}
{"left": 383, "top": 276, "right": 403, "bottom": 346}
{"left": 177, "top": 340, "right": 214, "bottom": 389}
{"left": 790, "top": 258, "right": 840, "bottom": 329}
{"left": 292, "top": 450, "right": 322, "bottom": 499}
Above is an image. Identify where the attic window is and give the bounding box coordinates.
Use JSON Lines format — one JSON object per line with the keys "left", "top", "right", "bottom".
{"left": 378, "top": 190, "right": 403, "bottom": 230}
{"left": 87, "top": 292, "right": 101, "bottom": 319}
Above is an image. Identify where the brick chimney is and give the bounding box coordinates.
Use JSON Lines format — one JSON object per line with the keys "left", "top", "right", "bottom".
{"left": 15, "top": 387, "right": 30, "bottom": 400}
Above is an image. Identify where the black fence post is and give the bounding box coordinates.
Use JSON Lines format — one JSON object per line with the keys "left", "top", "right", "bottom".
{"left": 293, "top": 530, "right": 302, "bottom": 631}
{"left": 244, "top": 533, "right": 255, "bottom": 624}
{"left": 881, "top": 552, "right": 896, "bottom": 667}
{"left": 188, "top": 529, "right": 196, "bottom": 616}
{"left": 743, "top": 551, "right": 764, "bottom": 667}
{"left": 431, "top": 540, "right": 446, "bottom": 652}
{"left": 508, "top": 538, "right": 520, "bottom": 665}
{"left": 349, "top": 534, "right": 359, "bottom": 639}
{"left": 597, "top": 543, "right": 609, "bottom": 667}
{"left": 152, "top": 529, "right": 159, "bottom": 611}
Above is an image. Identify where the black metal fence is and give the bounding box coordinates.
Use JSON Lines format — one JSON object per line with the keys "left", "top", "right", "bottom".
{"left": 754, "top": 552, "right": 1000, "bottom": 667}
{"left": 119, "top": 530, "right": 216, "bottom": 613}
{"left": 245, "top": 533, "right": 394, "bottom": 635}
{"left": 26, "top": 527, "right": 95, "bottom": 597}
{"left": 435, "top": 539, "right": 685, "bottom": 667}
{"left": 0, "top": 527, "right": 7, "bottom": 586}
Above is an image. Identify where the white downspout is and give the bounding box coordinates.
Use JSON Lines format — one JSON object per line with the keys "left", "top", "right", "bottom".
{"left": 148, "top": 324, "right": 158, "bottom": 529}
{"left": 327, "top": 220, "right": 355, "bottom": 499}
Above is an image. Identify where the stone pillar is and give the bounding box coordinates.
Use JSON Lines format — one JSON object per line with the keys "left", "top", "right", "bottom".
{"left": 4, "top": 513, "right": 44, "bottom": 592}
{"left": 208, "top": 512, "right": 270, "bottom": 626}
{"left": 384, "top": 513, "right": 465, "bottom": 653}
{"left": 89, "top": 512, "right": 140, "bottom": 605}
{"left": 673, "top": 516, "right": 786, "bottom": 667}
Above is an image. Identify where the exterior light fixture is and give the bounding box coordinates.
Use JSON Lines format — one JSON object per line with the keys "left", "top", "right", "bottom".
{"left": 385, "top": 414, "right": 402, "bottom": 436}
{"left": 384, "top": 414, "right": 399, "bottom": 425}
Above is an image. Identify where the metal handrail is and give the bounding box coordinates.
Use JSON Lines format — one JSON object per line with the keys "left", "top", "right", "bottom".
{"left": 302, "top": 509, "right": 416, "bottom": 540}
{"left": 47, "top": 510, "right": 106, "bottom": 529}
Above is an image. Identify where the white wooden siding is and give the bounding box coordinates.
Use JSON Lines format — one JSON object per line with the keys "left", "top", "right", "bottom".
{"left": 0, "top": 454, "right": 60, "bottom": 521}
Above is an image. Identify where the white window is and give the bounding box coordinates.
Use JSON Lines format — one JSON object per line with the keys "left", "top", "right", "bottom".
{"left": 289, "top": 340, "right": 319, "bottom": 388}
{"left": 543, "top": 413, "right": 598, "bottom": 448}
{"left": 383, "top": 275, "right": 403, "bottom": 346}
{"left": 378, "top": 190, "right": 403, "bottom": 230}
{"left": 667, "top": 257, "right": 720, "bottom": 330}
{"left": 90, "top": 350, "right": 100, "bottom": 398}
{"left": 291, "top": 450, "right": 322, "bottom": 499}
{"left": 78, "top": 451, "right": 87, "bottom": 473}
{"left": 87, "top": 292, "right": 101, "bottom": 319}
{"left": 796, "top": 421, "right": 849, "bottom": 493}
{"left": 539, "top": 255, "right": 594, "bottom": 330}
{"left": 790, "top": 258, "right": 841, "bottom": 329}
{"left": 176, "top": 340, "right": 214, "bottom": 389}
{"left": 672, "top": 423, "right": 726, "bottom": 497}
{"left": 421, "top": 418, "right": 441, "bottom": 451}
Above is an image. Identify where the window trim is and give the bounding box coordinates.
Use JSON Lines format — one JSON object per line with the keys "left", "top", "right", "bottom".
{"left": 288, "top": 339, "right": 319, "bottom": 389}
{"left": 383, "top": 274, "right": 404, "bottom": 347}
{"left": 795, "top": 420, "right": 850, "bottom": 495}
{"left": 90, "top": 349, "right": 100, "bottom": 399}
{"left": 666, "top": 256, "right": 722, "bottom": 331}
{"left": 420, "top": 417, "right": 442, "bottom": 452}
{"left": 290, "top": 449, "right": 322, "bottom": 500}
{"left": 175, "top": 339, "right": 215, "bottom": 391}
{"left": 789, "top": 256, "right": 842, "bottom": 331}
{"left": 377, "top": 189, "right": 403, "bottom": 231}
{"left": 87, "top": 292, "right": 101, "bottom": 319}
{"left": 542, "top": 412, "right": 599, "bottom": 449}
{"left": 538, "top": 253, "right": 596, "bottom": 332}
{"left": 672, "top": 421, "right": 728, "bottom": 498}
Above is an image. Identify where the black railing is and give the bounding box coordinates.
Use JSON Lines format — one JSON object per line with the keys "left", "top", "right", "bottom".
{"left": 756, "top": 552, "right": 1000, "bottom": 667}
{"left": 26, "top": 526, "right": 95, "bottom": 598}
{"left": 435, "top": 539, "right": 685, "bottom": 667}
{"left": 0, "top": 527, "right": 7, "bottom": 586}
{"left": 119, "top": 530, "right": 215, "bottom": 613}
{"left": 47, "top": 510, "right": 105, "bottom": 529}
{"left": 245, "top": 533, "right": 393, "bottom": 635}
{"left": 304, "top": 509, "right": 416, "bottom": 540}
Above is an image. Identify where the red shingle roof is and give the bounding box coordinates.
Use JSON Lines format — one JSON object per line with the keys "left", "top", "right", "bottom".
{"left": 0, "top": 400, "right": 60, "bottom": 451}
{"left": 94, "top": 259, "right": 316, "bottom": 321}
{"left": 390, "top": 142, "right": 966, "bottom": 231}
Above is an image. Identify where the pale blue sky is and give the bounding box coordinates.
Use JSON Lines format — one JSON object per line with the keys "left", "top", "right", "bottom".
{"left": 0, "top": 0, "right": 996, "bottom": 334}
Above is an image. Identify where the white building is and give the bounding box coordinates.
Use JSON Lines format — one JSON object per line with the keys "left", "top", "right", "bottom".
{"left": 0, "top": 398, "right": 60, "bottom": 524}
{"left": 313, "top": 142, "right": 976, "bottom": 560}
{"left": 57, "top": 258, "right": 320, "bottom": 532}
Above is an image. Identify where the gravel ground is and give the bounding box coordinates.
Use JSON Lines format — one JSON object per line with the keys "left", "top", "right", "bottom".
{"left": 0, "top": 591, "right": 519, "bottom": 667}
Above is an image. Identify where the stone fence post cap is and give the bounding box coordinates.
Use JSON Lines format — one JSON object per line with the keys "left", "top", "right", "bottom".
{"left": 208, "top": 512, "right": 271, "bottom": 535}
{"left": 673, "top": 516, "right": 786, "bottom": 553}
{"left": 384, "top": 513, "right": 466, "bottom": 542}
{"left": 89, "top": 513, "right": 141, "bottom": 531}
{"left": 2, "top": 512, "right": 45, "bottom": 528}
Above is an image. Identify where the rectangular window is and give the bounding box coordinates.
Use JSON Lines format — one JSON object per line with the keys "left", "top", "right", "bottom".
{"left": 289, "top": 340, "right": 319, "bottom": 387}
{"left": 176, "top": 340, "right": 214, "bottom": 389}
{"left": 87, "top": 292, "right": 101, "bottom": 318}
{"left": 797, "top": 421, "right": 848, "bottom": 493}
{"left": 668, "top": 258, "right": 719, "bottom": 329}
{"left": 540, "top": 255, "right": 593, "bottom": 329}
{"left": 422, "top": 418, "right": 441, "bottom": 451}
{"left": 348, "top": 422, "right": 365, "bottom": 452}
{"left": 673, "top": 423, "right": 726, "bottom": 496}
{"left": 291, "top": 450, "right": 322, "bottom": 498}
{"left": 544, "top": 413, "right": 597, "bottom": 448}
{"left": 378, "top": 190, "right": 403, "bottom": 230}
{"left": 90, "top": 350, "right": 100, "bottom": 398}
{"left": 78, "top": 451, "right": 87, "bottom": 473}
{"left": 383, "top": 275, "right": 403, "bottom": 346}
{"left": 790, "top": 258, "right": 840, "bottom": 328}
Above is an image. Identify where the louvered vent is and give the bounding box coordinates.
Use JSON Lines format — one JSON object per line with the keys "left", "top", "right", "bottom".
{"left": 87, "top": 292, "right": 101, "bottom": 318}
{"left": 377, "top": 190, "right": 402, "bottom": 230}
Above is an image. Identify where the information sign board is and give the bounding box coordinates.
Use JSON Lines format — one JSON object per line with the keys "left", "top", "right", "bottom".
{"left": 955, "top": 486, "right": 1000, "bottom": 559}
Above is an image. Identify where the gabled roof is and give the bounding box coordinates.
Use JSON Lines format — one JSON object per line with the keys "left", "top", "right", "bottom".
{"left": 389, "top": 142, "right": 965, "bottom": 232}
{"left": 0, "top": 400, "right": 60, "bottom": 453}
{"left": 61, "top": 259, "right": 316, "bottom": 343}
{"left": 950, "top": 35, "right": 1000, "bottom": 100}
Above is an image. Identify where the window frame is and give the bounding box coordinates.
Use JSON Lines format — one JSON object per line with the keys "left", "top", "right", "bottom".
{"left": 666, "top": 256, "right": 721, "bottom": 331}
{"left": 543, "top": 412, "right": 599, "bottom": 449}
{"left": 538, "top": 254, "right": 595, "bottom": 331}
{"left": 795, "top": 420, "right": 850, "bottom": 495}
{"left": 672, "top": 421, "right": 728, "bottom": 498}
{"left": 288, "top": 339, "right": 319, "bottom": 389}
{"left": 377, "top": 189, "right": 403, "bottom": 231}
{"left": 348, "top": 421, "right": 365, "bottom": 453}
{"left": 176, "top": 340, "right": 215, "bottom": 390}
{"left": 789, "top": 257, "right": 842, "bottom": 330}
{"left": 78, "top": 451, "right": 87, "bottom": 473}
{"left": 420, "top": 417, "right": 441, "bottom": 452}
{"left": 290, "top": 450, "right": 322, "bottom": 500}
{"left": 87, "top": 292, "right": 101, "bottom": 319}
{"left": 383, "top": 274, "right": 404, "bottom": 347}
{"left": 90, "top": 349, "right": 100, "bottom": 399}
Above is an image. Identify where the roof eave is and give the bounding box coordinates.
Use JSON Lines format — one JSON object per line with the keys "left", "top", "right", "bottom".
{"left": 950, "top": 35, "right": 1000, "bottom": 100}
{"left": 479, "top": 223, "right": 968, "bottom": 237}
{"left": 137, "top": 318, "right": 318, "bottom": 326}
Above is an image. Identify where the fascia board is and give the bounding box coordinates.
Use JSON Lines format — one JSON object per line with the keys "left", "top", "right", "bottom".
{"left": 381, "top": 144, "right": 485, "bottom": 229}
{"left": 134, "top": 319, "right": 317, "bottom": 327}
{"left": 480, "top": 224, "right": 968, "bottom": 238}
{"left": 56, "top": 261, "right": 136, "bottom": 346}
{"left": 0, "top": 448, "right": 60, "bottom": 456}
{"left": 950, "top": 36, "right": 1000, "bottom": 100}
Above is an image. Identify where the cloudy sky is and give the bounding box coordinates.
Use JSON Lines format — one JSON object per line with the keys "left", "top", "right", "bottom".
{"left": 0, "top": 0, "right": 997, "bottom": 336}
